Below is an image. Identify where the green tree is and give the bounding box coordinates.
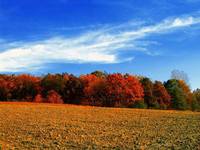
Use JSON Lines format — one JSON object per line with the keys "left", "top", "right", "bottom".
{"left": 192, "top": 89, "right": 200, "bottom": 111}
{"left": 164, "top": 79, "right": 187, "bottom": 110}
{"left": 193, "top": 89, "right": 200, "bottom": 104}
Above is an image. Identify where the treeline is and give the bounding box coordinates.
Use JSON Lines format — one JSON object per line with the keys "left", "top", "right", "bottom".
{"left": 0, "top": 71, "right": 199, "bottom": 111}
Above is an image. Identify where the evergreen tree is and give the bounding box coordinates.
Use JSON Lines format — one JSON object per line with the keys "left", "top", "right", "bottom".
{"left": 164, "top": 79, "right": 188, "bottom": 110}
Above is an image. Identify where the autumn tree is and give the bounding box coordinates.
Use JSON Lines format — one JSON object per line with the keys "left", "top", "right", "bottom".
{"left": 81, "top": 74, "right": 107, "bottom": 106}
{"left": 105, "top": 74, "right": 144, "bottom": 107}
{"left": 40, "top": 73, "right": 68, "bottom": 97}
{"left": 153, "top": 81, "right": 171, "bottom": 109}
{"left": 178, "top": 80, "right": 193, "bottom": 108}
{"left": 63, "top": 75, "right": 84, "bottom": 104}
{"left": 140, "top": 77, "right": 154, "bottom": 108}
{"left": 12, "top": 74, "right": 40, "bottom": 101}
{"left": 0, "top": 71, "right": 199, "bottom": 111}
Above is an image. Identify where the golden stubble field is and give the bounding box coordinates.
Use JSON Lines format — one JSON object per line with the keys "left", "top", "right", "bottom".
{"left": 0, "top": 103, "right": 200, "bottom": 150}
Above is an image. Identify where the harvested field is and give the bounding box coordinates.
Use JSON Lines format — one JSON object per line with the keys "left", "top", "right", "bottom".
{"left": 0, "top": 102, "right": 200, "bottom": 149}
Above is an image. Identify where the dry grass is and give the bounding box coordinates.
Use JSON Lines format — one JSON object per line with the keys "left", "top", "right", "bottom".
{"left": 0, "top": 102, "right": 200, "bottom": 150}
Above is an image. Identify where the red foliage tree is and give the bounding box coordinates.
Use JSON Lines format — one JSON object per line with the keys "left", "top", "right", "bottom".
{"left": 105, "top": 74, "right": 144, "bottom": 107}
{"left": 81, "top": 74, "right": 106, "bottom": 106}
{"left": 153, "top": 81, "right": 171, "bottom": 109}
{"left": 46, "top": 90, "right": 64, "bottom": 104}
{"left": 140, "top": 77, "right": 154, "bottom": 108}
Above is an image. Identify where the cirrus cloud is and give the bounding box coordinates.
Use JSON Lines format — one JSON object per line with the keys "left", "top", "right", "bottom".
{"left": 0, "top": 15, "right": 200, "bottom": 72}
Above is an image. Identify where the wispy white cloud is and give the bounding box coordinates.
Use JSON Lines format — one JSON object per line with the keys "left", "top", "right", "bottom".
{"left": 0, "top": 15, "right": 200, "bottom": 72}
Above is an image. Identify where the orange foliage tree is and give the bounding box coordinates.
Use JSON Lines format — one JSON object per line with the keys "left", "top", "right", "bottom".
{"left": 11, "top": 74, "right": 40, "bottom": 101}
{"left": 178, "top": 80, "right": 193, "bottom": 107}
{"left": 81, "top": 74, "right": 106, "bottom": 106}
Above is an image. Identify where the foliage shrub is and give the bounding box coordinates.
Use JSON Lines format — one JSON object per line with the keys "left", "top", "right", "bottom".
{"left": 46, "top": 90, "right": 64, "bottom": 104}
{"left": 149, "top": 100, "right": 160, "bottom": 109}
{"left": 34, "top": 94, "right": 43, "bottom": 103}
{"left": 132, "top": 100, "right": 147, "bottom": 109}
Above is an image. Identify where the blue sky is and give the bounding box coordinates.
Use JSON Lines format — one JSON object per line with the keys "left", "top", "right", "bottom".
{"left": 0, "top": 0, "right": 200, "bottom": 89}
